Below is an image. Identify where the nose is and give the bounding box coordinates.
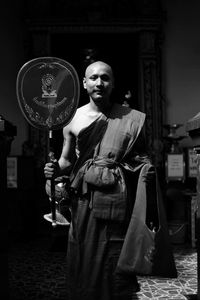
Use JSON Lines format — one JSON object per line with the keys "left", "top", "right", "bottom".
{"left": 96, "top": 77, "right": 103, "bottom": 86}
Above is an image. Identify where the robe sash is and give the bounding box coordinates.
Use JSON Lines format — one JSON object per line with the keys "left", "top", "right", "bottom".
{"left": 70, "top": 104, "right": 146, "bottom": 221}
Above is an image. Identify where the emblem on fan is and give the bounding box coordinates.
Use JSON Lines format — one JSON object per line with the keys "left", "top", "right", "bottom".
{"left": 42, "top": 73, "right": 57, "bottom": 98}
{"left": 16, "top": 57, "right": 80, "bottom": 130}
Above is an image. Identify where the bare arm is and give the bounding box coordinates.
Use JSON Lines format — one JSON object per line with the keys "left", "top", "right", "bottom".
{"left": 58, "top": 125, "right": 77, "bottom": 175}
{"left": 44, "top": 124, "right": 76, "bottom": 179}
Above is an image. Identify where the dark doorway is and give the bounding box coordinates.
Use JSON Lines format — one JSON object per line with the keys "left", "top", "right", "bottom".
{"left": 51, "top": 32, "right": 139, "bottom": 108}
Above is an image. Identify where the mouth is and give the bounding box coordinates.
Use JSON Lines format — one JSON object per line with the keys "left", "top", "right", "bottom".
{"left": 94, "top": 90, "right": 104, "bottom": 95}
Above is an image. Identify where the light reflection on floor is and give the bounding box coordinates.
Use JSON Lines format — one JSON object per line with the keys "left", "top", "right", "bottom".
{"left": 133, "top": 247, "right": 197, "bottom": 299}
{"left": 8, "top": 235, "right": 197, "bottom": 300}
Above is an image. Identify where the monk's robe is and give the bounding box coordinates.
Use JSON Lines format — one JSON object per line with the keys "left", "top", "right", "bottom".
{"left": 66, "top": 103, "right": 176, "bottom": 300}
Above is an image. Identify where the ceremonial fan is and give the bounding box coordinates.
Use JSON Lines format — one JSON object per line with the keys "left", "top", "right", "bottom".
{"left": 16, "top": 57, "right": 80, "bottom": 227}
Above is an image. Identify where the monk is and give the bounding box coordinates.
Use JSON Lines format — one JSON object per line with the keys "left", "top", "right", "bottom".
{"left": 44, "top": 61, "right": 176, "bottom": 300}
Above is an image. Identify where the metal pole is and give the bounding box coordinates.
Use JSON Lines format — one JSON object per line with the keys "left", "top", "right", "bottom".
{"left": 48, "top": 130, "right": 57, "bottom": 227}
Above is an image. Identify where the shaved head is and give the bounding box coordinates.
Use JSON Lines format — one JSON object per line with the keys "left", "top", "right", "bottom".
{"left": 83, "top": 60, "right": 114, "bottom": 107}
{"left": 85, "top": 61, "right": 114, "bottom": 80}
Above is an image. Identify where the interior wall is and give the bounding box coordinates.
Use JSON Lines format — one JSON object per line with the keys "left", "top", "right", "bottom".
{"left": 162, "top": 0, "right": 200, "bottom": 147}
{"left": 1, "top": 2, "right": 28, "bottom": 156}
{"left": 1, "top": 1, "right": 200, "bottom": 156}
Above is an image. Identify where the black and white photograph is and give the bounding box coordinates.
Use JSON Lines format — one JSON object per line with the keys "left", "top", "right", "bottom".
{"left": 1, "top": 0, "right": 200, "bottom": 299}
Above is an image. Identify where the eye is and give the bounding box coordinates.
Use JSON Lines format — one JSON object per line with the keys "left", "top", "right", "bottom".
{"left": 101, "top": 75, "right": 110, "bottom": 81}
{"left": 90, "top": 75, "right": 98, "bottom": 80}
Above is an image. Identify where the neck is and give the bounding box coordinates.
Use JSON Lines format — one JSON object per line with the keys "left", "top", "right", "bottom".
{"left": 89, "top": 98, "right": 112, "bottom": 115}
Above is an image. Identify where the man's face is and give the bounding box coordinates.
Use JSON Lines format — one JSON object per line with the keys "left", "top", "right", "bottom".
{"left": 83, "top": 62, "right": 114, "bottom": 104}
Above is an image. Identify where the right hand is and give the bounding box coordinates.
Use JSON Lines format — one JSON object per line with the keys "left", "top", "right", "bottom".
{"left": 44, "top": 159, "right": 60, "bottom": 179}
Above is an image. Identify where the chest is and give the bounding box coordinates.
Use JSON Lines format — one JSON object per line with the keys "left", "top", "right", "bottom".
{"left": 73, "top": 113, "right": 102, "bottom": 137}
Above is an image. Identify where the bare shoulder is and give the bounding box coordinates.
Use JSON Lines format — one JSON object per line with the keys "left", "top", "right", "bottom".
{"left": 75, "top": 104, "right": 90, "bottom": 116}
{"left": 71, "top": 104, "right": 90, "bottom": 124}
{"left": 63, "top": 104, "right": 90, "bottom": 137}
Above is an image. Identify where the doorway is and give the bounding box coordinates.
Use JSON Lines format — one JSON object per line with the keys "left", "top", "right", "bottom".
{"left": 51, "top": 32, "right": 139, "bottom": 109}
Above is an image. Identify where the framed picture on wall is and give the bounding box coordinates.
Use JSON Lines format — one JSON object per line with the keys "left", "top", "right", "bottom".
{"left": 7, "top": 157, "right": 17, "bottom": 188}
{"left": 187, "top": 148, "right": 197, "bottom": 178}
{"left": 165, "top": 153, "right": 185, "bottom": 182}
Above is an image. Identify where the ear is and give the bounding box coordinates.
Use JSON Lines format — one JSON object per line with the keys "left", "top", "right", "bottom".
{"left": 83, "top": 77, "right": 87, "bottom": 89}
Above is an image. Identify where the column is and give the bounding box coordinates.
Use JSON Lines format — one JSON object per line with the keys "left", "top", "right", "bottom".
{"left": 138, "top": 30, "right": 164, "bottom": 168}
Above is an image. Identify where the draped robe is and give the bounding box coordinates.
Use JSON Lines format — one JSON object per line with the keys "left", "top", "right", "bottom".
{"left": 66, "top": 103, "right": 176, "bottom": 300}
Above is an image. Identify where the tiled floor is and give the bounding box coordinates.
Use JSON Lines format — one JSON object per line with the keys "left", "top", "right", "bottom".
{"left": 134, "top": 247, "right": 197, "bottom": 299}
{"left": 8, "top": 230, "right": 197, "bottom": 300}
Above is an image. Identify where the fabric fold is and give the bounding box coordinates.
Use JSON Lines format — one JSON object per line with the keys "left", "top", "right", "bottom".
{"left": 70, "top": 104, "right": 146, "bottom": 221}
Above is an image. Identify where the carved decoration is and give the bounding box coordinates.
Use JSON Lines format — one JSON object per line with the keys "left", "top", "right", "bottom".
{"left": 138, "top": 31, "right": 164, "bottom": 167}
{"left": 22, "top": 0, "right": 162, "bottom": 22}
